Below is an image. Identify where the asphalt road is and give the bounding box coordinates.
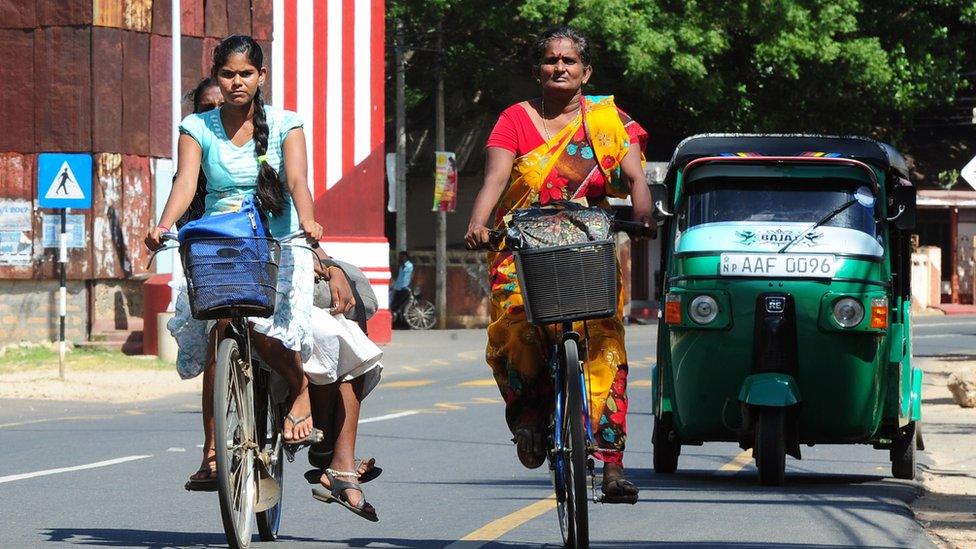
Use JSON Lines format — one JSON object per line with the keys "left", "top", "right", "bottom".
{"left": 1, "top": 316, "right": 969, "bottom": 548}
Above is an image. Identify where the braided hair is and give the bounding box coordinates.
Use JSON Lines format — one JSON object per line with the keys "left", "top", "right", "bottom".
{"left": 212, "top": 35, "right": 287, "bottom": 216}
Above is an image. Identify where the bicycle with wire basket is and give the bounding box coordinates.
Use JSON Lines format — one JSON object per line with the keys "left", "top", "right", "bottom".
{"left": 485, "top": 208, "right": 652, "bottom": 549}
{"left": 152, "top": 229, "right": 323, "bottom": 549}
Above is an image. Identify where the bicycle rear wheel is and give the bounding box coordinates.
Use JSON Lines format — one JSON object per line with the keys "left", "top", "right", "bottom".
{"left": 404, "top": 299, "right": 436, "bottom": 330}
{"left": 214, "top": 337, "right": 257, "bottom": 549}
{"left": 254, "top": 367, "right": 285, "bottom": 541}
{"left": 556, "top": 339, "right": 589, "bottom": 549}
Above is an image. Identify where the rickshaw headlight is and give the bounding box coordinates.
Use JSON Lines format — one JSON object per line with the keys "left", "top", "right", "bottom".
{"left": 832, "top": 298, "right": 864, "bottom": 328}
{"left": 689, "top": 295, "right": 719, "bottom": 325}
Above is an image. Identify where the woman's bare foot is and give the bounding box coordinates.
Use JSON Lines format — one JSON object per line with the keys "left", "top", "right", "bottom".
{"left": 284, "top": 386, "right": 314, "bottom": 443}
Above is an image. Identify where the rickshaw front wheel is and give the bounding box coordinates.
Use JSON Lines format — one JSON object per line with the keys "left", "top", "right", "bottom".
{"left": 652, "top": 414, "right": 680, "bottom": 474}
{"left": 891, "top": 421, "right": 917, "bottom": 480}
{"left": 755, "top": 406, "right": 786, "bottom": 486}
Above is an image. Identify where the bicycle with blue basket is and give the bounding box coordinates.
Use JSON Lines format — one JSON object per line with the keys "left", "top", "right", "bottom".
{"left": 482, "top": 204, "right": 651, "bottom": 549}
{"left": 150, "top": 195, "right": 323, "bottom": 549}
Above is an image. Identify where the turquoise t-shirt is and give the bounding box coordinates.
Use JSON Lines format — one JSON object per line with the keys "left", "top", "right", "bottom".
{"left": 179, "top": 105, "right": 304, "bottom": 238}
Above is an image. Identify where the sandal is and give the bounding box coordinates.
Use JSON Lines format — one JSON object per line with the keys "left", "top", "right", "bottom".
{"left": 512, "top": 424, "right": 546, "bottom": 470}
{"left": 600, "top": 472, "right": 639, "bottom": 504}
{"left": 184, "top": 461, "right": 218, "bottom": 492}
{"left": 312, "top": 469, "right": 379, "bottom": 522}
{"left": 284, "top": 413, "right": 322, "bottom": 444}
{"left": 304, "top": 458, "right": 382, "bottom": 485}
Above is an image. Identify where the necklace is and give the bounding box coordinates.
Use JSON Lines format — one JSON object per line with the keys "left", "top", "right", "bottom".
{"left": 541, "top": 97, "right": 580, "bottom": 142}
{"left": 541, "top": 98, "right": 552, "bottom": 142}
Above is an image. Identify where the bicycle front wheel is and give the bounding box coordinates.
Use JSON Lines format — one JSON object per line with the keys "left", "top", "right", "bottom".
{"left": 214, "top": 337, "right": 257, "bottom": 549}
{"left": 560, "top": 339, "right": 589, "bottom": 549}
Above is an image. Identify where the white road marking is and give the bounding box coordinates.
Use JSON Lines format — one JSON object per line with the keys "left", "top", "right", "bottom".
{"left": 359, "top": 410, "right": 420, "bottom": 424}
{"left": 914, "top": 334, "right": 958, "bottom": 339}
{"left": 914, "top": 320, "right": 976, "bottom": 328}
{"left": 0, "top": 455, "right": 153, "bottom": 485}
{"left": 166, "top": 447, "right": 186, "bottom": 452}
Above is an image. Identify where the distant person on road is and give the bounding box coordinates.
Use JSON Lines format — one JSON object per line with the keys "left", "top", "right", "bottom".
{"left": 464, "top": 26, "right": 653, "bottom": 503}
{"left": 390, "top": 251, "right": 413, "bottom": 315}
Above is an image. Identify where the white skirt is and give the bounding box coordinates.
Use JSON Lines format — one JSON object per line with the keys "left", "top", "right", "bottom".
{"left": 168, "top": 243, "right": 315, "bottom": 380}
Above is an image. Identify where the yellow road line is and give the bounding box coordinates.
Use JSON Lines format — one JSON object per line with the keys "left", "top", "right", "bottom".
{"left": 383, "top": 380, "right": 435, "bottom": 388}
{"left": 457, "top": 379, "right": 496, "bottom": 387}
{"left": 717, "top": 449, "right": 753, "bottom": 474}
{"left": 447, "top": 495, "right": 556, "bottom": 548}
{"left": 629, "top": 379, "right": 651, "bottom": 387}
{"left": 456, "top": 350, "right": 483, "bottom": 361}
{"left": 435, "top": 402, "right": 466, "bottom": 410}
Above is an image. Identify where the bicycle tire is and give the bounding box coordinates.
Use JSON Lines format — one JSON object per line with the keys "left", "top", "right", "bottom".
{"left": 404, "top": 299, "right": 436, "bottom": 330}
{"left": 214, "top": 337, "right": 257, "bottom": 549}
{"left": 563, "top": 339, "right": 589, "bottom": 549}
{"left": 255, "top": 367, "right": 285, "bottom": 541}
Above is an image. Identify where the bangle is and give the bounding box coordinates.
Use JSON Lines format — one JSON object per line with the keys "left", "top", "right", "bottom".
{"left": 157, "top": 224, "right": 170, "bottom": 233}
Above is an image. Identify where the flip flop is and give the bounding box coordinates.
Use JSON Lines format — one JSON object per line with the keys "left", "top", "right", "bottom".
{"left": 312, "top": 468, "right": 379, "bottom": 522}
{"left": 512, "top": 425, "right": 546, "bottom": 469}
{"left": 600, "top": 477, "right": 639, "bottom": 504}
{"left": 283, "top": 413, "right": 321, "bottom": 445}
{"left": 304, "top": 458, "right": 383, "bottom": 485}
{"left": 184, "top": 465, "right": 218, "bottom": 492}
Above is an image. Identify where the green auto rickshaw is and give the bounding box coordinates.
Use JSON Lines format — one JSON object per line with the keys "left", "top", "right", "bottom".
{"left": 650, "top": 135, "right": 921, "bottom": 485}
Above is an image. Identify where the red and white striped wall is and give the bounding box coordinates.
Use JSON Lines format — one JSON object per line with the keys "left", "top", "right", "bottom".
{"left": 272, "top": 0, "right": 391, "bottom": 342}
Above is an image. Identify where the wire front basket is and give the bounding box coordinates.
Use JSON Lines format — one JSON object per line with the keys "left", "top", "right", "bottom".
{"left": 514, "top": 240, "right": 617, "bottom": 325}
{"left": 181, "top": 236, "right": 281, "bottom": 320}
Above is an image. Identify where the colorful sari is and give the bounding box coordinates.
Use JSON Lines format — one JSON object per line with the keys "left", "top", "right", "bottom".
{"left": 485, "top": 95, "right": 647, "bottom": 466}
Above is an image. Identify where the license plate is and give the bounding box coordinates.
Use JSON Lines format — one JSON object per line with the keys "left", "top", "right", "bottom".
{"left": 719, "top": 253, "right": 837, "bottom": 278}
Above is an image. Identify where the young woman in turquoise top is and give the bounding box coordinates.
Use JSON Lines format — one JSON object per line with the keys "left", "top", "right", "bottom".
{"left": 146, "top": 36, "right": 332, "bottom": 488}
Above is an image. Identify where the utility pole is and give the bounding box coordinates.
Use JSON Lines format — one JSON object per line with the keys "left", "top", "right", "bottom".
{"left": 435, "top": 20, "right": 447, "bottom": 329}
{"left": 395, "top": 20, "right": 407, "bottom": 253}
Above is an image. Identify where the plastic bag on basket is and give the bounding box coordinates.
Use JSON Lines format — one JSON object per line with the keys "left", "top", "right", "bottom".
{"left": 177, "top": 194, "right": 281, "bottom": 320}
{"left": 507, "top": 202, "right": 612, "bottom": 249}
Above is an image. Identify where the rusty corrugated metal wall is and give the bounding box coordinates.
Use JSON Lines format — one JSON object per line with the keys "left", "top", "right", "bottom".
{"left": 0, "top": 0, "right": 274, "bottom": 282}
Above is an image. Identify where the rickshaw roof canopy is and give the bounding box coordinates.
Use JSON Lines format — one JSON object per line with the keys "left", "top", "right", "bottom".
{"left": 666, "top": 134, "right": 910, "bottom": 184}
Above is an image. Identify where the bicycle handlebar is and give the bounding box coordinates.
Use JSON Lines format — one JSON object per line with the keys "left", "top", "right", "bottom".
{"left": 610, "top": 219, "right": 656, "bottom": 238}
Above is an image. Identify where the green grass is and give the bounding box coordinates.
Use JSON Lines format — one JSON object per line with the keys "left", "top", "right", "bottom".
{"left": 0, "top": 346, "right": 172, "bottom": 374}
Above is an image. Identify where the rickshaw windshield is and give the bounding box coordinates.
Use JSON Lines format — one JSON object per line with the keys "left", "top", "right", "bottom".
{"left": 679, "top": 179, "right": 876, "bottom": 234}
{"left": 675, "top": 178, "right": 882, "bottom": 257}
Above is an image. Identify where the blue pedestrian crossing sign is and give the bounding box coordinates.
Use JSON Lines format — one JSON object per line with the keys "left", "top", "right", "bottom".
{"left": 38, "top": 153, "right": 92, "bottom": 209}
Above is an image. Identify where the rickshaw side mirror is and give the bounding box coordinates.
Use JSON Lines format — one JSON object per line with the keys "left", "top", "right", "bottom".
{"left": 649, "top": 182, "right": 673, "bottom": 224}
{"left": 887, "top": 179, "right": 916, "bottom": 231}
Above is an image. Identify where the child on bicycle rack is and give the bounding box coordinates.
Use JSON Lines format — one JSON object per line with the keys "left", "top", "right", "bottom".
{"left": 146, "top": 35, "right": 322, "bottom": 488}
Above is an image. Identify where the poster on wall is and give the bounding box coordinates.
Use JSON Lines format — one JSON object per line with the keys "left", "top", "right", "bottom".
{"left": 432, "top": 151, "right": 458, "bottom": 212}
{"left": 42, "top": 214, "right": 86, "bottom": 249}
{"left": 0, "top": 199, "right": 32, "bottom": 265}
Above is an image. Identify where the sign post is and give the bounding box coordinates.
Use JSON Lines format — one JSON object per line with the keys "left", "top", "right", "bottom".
{"left": 38, "top": 153, "right": 92, "bottom": 380}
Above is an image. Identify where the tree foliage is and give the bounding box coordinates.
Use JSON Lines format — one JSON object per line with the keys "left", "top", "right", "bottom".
{"left": 390, "top": 0, "right": 975, "bottom": 157}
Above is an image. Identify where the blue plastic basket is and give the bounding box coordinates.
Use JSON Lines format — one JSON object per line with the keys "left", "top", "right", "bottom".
{"left": 181, "top": 236, "right": 281, "bottom": 320}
